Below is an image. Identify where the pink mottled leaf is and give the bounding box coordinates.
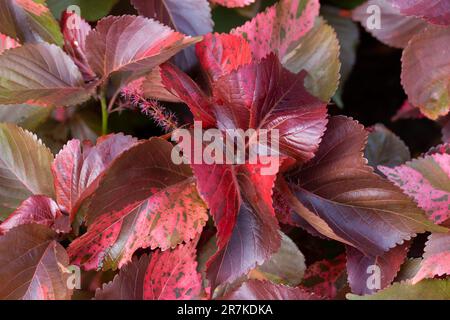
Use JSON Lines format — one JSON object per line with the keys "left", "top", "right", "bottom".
{"left": 353, "top": 0, "right": 428, "bottom": 48}
{"left": 389, "top": 0, "right": 450, "bottom": 25}
{"left": 211, "top": 0, "right": 256, "bottom": 8}
{"left": 0, "top": 33, "right": 19, "bottom": 54}
{"left": 0, "top": 224, "right": 71, "bottom": 300}
{"left": 86, "top": 15, "right": 199, "bottom": 88}
{"left": 346, "top": 243, "right": 410, "bottom": 295}
{"left": 0, "top": 196, "right": 69, "bottom": 235}
{"left": 231, "top": 0, "right": 320, "bottom": 60}
{"left": 67, "top": 138, "right": 208, "bottom": 270}
{"left": 223, "top": 279, "right": 321, "bottom": 300}
{"left": 95, "top": 241, "right": 202, "bottom": 300}
{"left": 52, "top": 134, "right": 137, "bottom": 221}
{"left": 380, "top": 150, "right": 450, "bottom": 224}
{"left": 412, "top": 233, "right": 450, "bottom": 283}
{"left": 401, "top": 25, "right": 450, "bottom": 120}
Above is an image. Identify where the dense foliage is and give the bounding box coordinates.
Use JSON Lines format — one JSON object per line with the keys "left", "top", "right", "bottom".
{"left": 0, "top": 0, "right": 449, "bottom": 300}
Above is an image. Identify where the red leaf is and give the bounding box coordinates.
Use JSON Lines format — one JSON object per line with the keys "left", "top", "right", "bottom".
{"left": 346, "top": 243, "right": 409, "bottom": 295}
{"left": 282, "top": 116, "right": 444, "bottom": 257}
{"left": 131, "top": 0, "right": 213, "bottom": 70}
{"left": 67, "top": 138, "right": 208, "bottom": 270}
{"left": 211, "top": 0, "right": 256, "bottom": 8}
{"left": 0, "top": 196, "right": 69, "bottom": 235}
{"left": 380, "top": 149, "right": 450, "bottom": 224}
{"left": 389, "top": 0, "right": 450, "bottom": 25}
{"left": 231, "top": 0, "right": 320, "bottom": 60}
{"left": 196, "top": 33, "right": 252, "bottom": 84}
{"left": 95, "top": 241, "right": 202, "bottom": 300}
{"left": 86, "top": 15, "right": 199, "bottom": 87}
{"left": 300, "top": 254, "right": 347, "bottom": 299}
{"left": 60, "top": 11, "right": 96, "bottom": 82}
{"left": 0, "top": 224, "right": 71, "bottom": 300}
{"left": 412, "top": 233, "right": 450, "bottom": 283}
{"left": 223, "top": 279, "right": 321, "bottom": 300}
{"left": 52, "top": 134, "right": 137, "bottom": 221}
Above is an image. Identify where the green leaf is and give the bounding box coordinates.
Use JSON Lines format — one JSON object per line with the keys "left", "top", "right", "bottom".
{"left": 347, "top": 279, "right": 450, "bottom": 300}
{"left": 47, "top": 0, "right": 118, "bottom": 21}
{"left": 0, "top": 123, "right": 54, "bottom": 220}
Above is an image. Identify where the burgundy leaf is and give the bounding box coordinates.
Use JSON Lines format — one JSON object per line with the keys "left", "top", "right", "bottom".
{"left": 346, "top": 243, "right": 409, "bottom": 295}
{"left": 131, "top": 0, "right": 213, "bottom": 70}
{"left": 52, "top": 133, "right": 137, "bottom": 221}
{"left": 67, "top": 138, "right": 208, "bottom": 270}
{"left": 0, "top": 224, "right": 71, "bottom": 300}
{"left": 86, "top": 15, "right": 199, "bottom": 88}
{"left": 380, "top": 149, "right": 450, "bottom": 224}
{"left": 211, "top": 0, "right": 256, "bottom": 8}
{"left": 389, "top": 0, "right": 450, "bottom": 25}
{"left": 231, "top": 0, "right": 320, "bottom": 60}
{"left": 95, "top": 241, "right": 202, "bottom": 300}
{"left": 284, "top": 116, "right": 444, "bottom": 257}
{"left": 223, "top": 279, "right": 321, "bottom": 300}
{"left": 196, "top": 33, "right": 252, "bottom": 84}
{"left": 0, "top": 196, "right": 69, "bottom": 235}
{"left": 412, "top": 233, "right": 450, "bottom": 283}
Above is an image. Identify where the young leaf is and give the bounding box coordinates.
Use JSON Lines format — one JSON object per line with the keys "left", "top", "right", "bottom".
{"left": 282, "top": 17, "right": 340, "bottom": 102}
{"left": 211, "top": 0, "right": 256, "bottom": 8}
{"left": 131, "top": 0, "right": 213, "bottom": 70}
{"left": 223, "top": 279, "right": 321, "bottom": 300}
{"left": 412, "top": 233, "right": 450, "bottom": 284}
{"left": 0, "top": 224, "right": 71, "bottom": 300}
{"left": 380, "top": 149, "right": 450, "bottom": 224}
{"left": 231, "top": 0, "right": 320, "bottom": 60}
{"left": 0, "top": 195, "right": 69, "bottom": 235}
{"left": 0, "top": 0, "right": 63, "bottom": 46}
{"left": 0, "top": 43, "right": 93, "bottom": 106}
{"left": 52, "top": 134, "right": 137, "bottom": 221}
{"left": 0, "top": 123, "right": 54, "bottom": 220}
{"left": 388, "top": 0, "right": 450, "bottom": 26}
{"left": 67, "top": 138, "right": 208, "bottom": 270}
{"left": 347, "top": 279, "right": 450, "bottom": 300}
{"left": 300, "top": 254, "right": 347, "bottom": 299}
{"left": 283, "top": 116, "right": 445, "bottom": 257}
{"left": 0, "top": 33, "right": 19, "bottom": 54}
{"left": 95, "top": 241, "right": 202, "bottom": 300}
{"left": 86, "top": 15, "right": 199, "bottom": 88}
{"left": 346, "top": 243, "right": 409, "bottom": 295}
{"left": 364, "top": 124, "right": 410, "bottom": 172}
{"left": 353, "top": 0, "right": 428, "bottom": 49}
{"left": 401, "top": 25, "right": 450, "bottom": 120}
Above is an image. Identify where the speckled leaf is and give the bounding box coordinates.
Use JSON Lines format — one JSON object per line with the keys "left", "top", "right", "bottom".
{"left": 211, "top": 0, "right": 255, "bottom": 8}
{"left": 67, "top": 138, "right": 208, "bottom": 270}
{"left": 131, "top": 0, "right": 213, "bottom": 70}
{"left": 52, "top": 134, "right": 136, "bottom": 221}
{"left": 0, "top": 224, "right": 71, "bottom": 300}
{"left": 389, "top": 0, "right": 450, "bottom": 25}
{"left": 223, "top": 279, "right": 321, "bottom": 300}
{"left": 412, "top": 233, "right": 450, "bottom": 283}
{"left": 0, "top": 0, "right": 63, "bottom": 46}
{"left": 353, "top": 0, "right": 428, "bottom": 48}
{"left": 0, "top": 104, "right": 51, "bottom": 130}
{"left": 0, "top": 196, "right": 69, "bottom": 234}
{"left": 300, "top": 254, "right": 347, "bottom": 299}
{"left": 282, "top": 17, "right": 340, "bottom": 102}
{"left": 346, "top": 242, "right": 410, "bottom": 295}
{"left": 284, "top": 116, "right": 445, "bottom": 257}
{"left": 401, "top": 25, "right": 450, "bottom": 120}
{"left": 86, "top": 15, "right": 199, "bottom": 88}
{"left": 0, "top": 123, "right": 54, "bottom": 220}
{"left": 231, "top": 0, "right": 320, "bottom": 60}
{"left": 95, "top": 241, "right": 201, "bottom": 300}
{"left": 380, "top": 150, "right": 450, "bottom": 224}
{"left": 0, "top": 43, "right": 92, "bottom": 106}
{"left": 347, "top": 279, "right": 450, "bottom": 300}
{"left": 364, "top": 124, "right": 410, "bottom": 173}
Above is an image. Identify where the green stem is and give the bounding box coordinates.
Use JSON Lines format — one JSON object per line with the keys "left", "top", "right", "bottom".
{"left": 100, "top": 93, "right": 108, "bottom": 135}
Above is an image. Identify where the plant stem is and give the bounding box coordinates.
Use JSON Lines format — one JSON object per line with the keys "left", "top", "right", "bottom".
{"left": 100, "top": 93, "right": 108, "bottom": 135}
